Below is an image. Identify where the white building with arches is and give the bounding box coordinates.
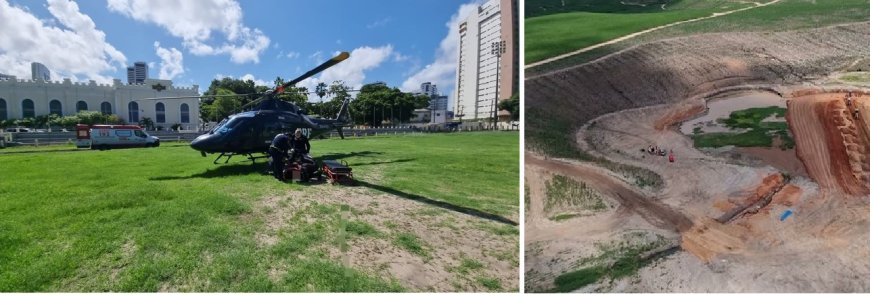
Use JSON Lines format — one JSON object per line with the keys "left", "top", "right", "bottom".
{"left": 0, "top": 76, "right": 200, "bottom": 130}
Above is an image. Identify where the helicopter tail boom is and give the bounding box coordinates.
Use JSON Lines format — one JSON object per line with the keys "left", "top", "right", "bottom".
{"left": 337, "top": 98, "right": 350, "bottom": 123}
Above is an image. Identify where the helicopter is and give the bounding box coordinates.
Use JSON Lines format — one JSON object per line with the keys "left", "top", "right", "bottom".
{"left": 142, "top": 51, "right": 353, "bottom": 164}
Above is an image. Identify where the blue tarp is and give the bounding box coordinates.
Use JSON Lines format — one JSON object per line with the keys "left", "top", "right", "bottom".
{"left": 780, "top": 209, "right": 793, "bottom": 221}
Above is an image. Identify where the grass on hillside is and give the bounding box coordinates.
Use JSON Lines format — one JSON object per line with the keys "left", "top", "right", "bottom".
{"left": 526, "top": 0, "right": 675, "bottom": 18}
{"left": 525, "top": 0, "right": 752, "bottom": 64}
{"left": 841, "top": 72, "right": 870, "bottom": 84}
{"left": 691, "top": 107, "right": 795, "bottom": 149}
{"left": 0, "top": 132, "right": 518, "bottom": 291}
{"left": 544, "top": 175, "right": 606, "bottom": 221}
{"left": 525, "top": 0, "right": 870, "bottom": 71}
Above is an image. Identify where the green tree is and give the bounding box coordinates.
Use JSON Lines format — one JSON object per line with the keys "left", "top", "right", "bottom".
{"left": 32, "top": 115, "right": 52, "bottom": 129}
{"left": 350, "top": 82, "right": 429, "bottom": 126}
{"left": 315, "top": 82, "right": 329, "bottom": 117}
{"left": 139, "top": 117, "right": 155, "bottom": 130}
{"left": 14, "top": 117, "right": 33, "bottom": 128}
{"left": 207, "top": 88, "right": 243, "bottom": 121}
{"left": 200, "top": 77, "right": 269, "bottom": 122}
{"left": 76, "top": 111, "right": 110, "bottom": 125}
{"left": 498, "top": 92, "right": 520, "bottom": 121}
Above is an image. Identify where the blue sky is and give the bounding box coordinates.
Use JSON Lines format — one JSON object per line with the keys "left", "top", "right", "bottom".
{"left": 0, "top": 0, "right": 481, "bottom": 104}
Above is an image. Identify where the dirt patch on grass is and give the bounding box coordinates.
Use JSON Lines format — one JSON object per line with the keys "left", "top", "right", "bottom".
{"left": 255, "top": 184, "right": 518, "bottom": 292}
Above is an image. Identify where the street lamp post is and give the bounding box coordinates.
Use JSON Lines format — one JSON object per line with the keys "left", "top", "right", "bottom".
{"left": 491, "top": 40, "right": 506, "bottom": 130}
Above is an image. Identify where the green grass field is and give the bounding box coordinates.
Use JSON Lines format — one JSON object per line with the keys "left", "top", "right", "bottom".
{"left": 0, "top": 132, "right": 519, "bottom": 291}
{"left": 525, "top": 0, "right": 870, "bottom": 72}
{"left": 525, "top": 0, "right": 752, "bottom": 64}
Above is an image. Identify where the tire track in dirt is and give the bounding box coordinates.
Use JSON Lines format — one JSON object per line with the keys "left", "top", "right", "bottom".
{"left": 526, "top": 153, "right": 693, "bottom": 232}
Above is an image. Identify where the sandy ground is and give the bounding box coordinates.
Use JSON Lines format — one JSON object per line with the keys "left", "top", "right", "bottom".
{"left": 528, "top": 87, "right": 870, "bottom": 292}
{"left": 254, "top": 184, "right": 519, "bottom": 292}
{"left": 524, "top": 157, "right": 678, "bottom": 292}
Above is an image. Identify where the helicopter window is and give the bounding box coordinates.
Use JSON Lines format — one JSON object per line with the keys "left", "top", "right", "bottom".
{"left": 218, "top": 117, "right": 247, "bottom": 133}
{"left": 210, "top": 118, "right": 228, "bottom": 133}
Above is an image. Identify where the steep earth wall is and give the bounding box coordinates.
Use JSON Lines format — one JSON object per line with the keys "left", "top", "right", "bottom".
{"left": 526, "top": 22, "right": 870, "bottom": 148}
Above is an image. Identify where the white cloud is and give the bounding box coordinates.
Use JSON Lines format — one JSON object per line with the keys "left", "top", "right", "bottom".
{"left": 298, "top": 45, "right": 394, "bottom": 101}
{"left": 153, "top": 41, "right": 184, "bottom": 80}
{"left": 0, "top": 0, "right": 127, "bottom": 83}
{"left": 239, "top": 73, "right": 269, "bottom": 86}
{"left": 285, "top": 51, "right": 300, "bottom": 59}
{"left": 107, "top": 0, "right": 270, "bottom": 64}
{"left": 308, "top": 51, "right": 323, "bottom": 63}
{"left": 393, "top": 52, "right": 410, "bottom": 62}
{"left": 401, "top": 2, "right": 480, "bottom": 96}
{"left": 366, "top": 17, "right": 391, "bottom": 29}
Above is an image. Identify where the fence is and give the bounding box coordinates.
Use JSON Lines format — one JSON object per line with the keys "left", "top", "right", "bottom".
{"left": 3, "top": 122, "right": 520, "bottom": 146}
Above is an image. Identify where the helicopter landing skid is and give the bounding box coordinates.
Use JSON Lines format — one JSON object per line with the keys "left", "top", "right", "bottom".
{"left": 213, "top": 152, "right": 269, "bottom": 165}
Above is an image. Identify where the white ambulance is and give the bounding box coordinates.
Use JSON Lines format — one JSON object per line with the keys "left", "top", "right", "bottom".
{"left": 76, "top": 124, "right": 160, "bottom": 150}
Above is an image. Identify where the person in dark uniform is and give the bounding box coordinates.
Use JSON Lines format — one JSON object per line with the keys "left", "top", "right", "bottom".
{"left": 289, "top": 129, "right": 310, "bottom": 161}
{"left": 269, "top": 131, "right": 291, "bottom": 180}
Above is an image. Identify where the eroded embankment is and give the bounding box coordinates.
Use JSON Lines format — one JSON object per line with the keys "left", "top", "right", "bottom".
{"left": 526, "top": 22, "right": 870, "bottom": 153}
{"left": 786, "top": 89, "right": 870, "bottom": 196}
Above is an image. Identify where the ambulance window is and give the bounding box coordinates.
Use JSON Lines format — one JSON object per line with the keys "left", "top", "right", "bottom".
{"left": 134, "top": 130, "right": 146, "bottom": 137}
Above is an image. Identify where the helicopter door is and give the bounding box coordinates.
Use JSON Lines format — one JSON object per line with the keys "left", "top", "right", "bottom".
{"left": 243, "top": 119, "right": 262, "bottom": 150}
{"left": 262, "top": 120, "right": 282, "bottom": 145}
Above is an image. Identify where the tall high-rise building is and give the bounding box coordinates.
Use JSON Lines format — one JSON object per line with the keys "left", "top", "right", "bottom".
{"left": 31, "top": 62, "right": 50, "bottom": 81}
{"left": 126, "top": 62, "right": 148, "bottom": 84}
{"left": 420, "top": 82, "right": 438, "bottom": 97}
{"left": 453, "top": 0, "right": 518, "bottom": 121}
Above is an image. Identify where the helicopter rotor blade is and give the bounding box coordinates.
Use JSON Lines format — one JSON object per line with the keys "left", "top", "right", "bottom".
{"left": 280, "top": 52, "right": 350, "bottom": 89}
{"left": 239, "top": 96, "right": 267, "bottom": 111}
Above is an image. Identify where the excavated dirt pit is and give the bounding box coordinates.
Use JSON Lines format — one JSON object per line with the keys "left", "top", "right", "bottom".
{"left": 528, "top": 86, "right": 870, "bottom": 292}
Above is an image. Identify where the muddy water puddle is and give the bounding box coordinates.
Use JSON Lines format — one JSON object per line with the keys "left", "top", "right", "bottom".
{"left": 680, "top": 91, "right": 786, "bottom": 135}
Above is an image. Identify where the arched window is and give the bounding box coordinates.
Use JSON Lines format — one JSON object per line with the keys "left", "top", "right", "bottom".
{"left": 49, "top": 100, "right": 62, "bottom": 116}
{"left": 101, "top": 102, "right": 112, "bottom": 115}
{"left": 155, "top": 102, "right": 165, "bottom": 123}
{"left": 76, "top": 101, "right": 88, "bottom": 112}
{"left": 128, "top": 102, "right": 139, "bottom": 123}
{"left": 0, "top": 98, "right": 6, "bottom": 120}
{"left": 180, "top": 103, "right": 189, "bottom": 123}
{"left": 22, "top": 99, "right": 34, "bottom": 118}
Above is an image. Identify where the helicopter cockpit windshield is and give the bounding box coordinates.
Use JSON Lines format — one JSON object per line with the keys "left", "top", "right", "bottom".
{"left": 215, "top": 116, "right": 250, "bottom": 134}
{"left": 210, "top": 118, "right": 229, "bottom": 134}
